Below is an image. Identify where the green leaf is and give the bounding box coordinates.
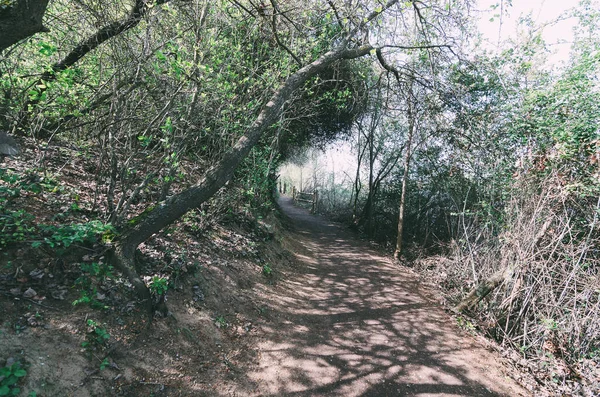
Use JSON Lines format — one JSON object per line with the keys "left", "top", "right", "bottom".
{"left": 13, "top": 369, "right": 26, "bottom": 377}
{"left": 38, "top": 42, "right": 57, "bottom": 56}
{"left": 4, "top": 376, "right": 17, "bottom": 386}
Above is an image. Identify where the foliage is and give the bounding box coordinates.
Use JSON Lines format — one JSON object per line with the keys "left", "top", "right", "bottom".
{"left": 279, "top": 59, "right": 372, "bottom": 159}
{"left": 262, "top": 264, "right": 272, "bottom": 277}
{"left": 99, "top": 358, "right": 110, "bottom": 371}
{"left": 0, "top": 170, "right": 43, "bottom": 247}
{"left": 0, "top": 362, "right": 27, "bottom": 397}
{"left": 0, "top": 169, "right": 114, "bottom": 249}
{"left": 1, "top": 0, "right": 597, "bottom": 392}
{"left": 34, "top": 221, "right": 115, "bottom": 250}
{"left": 511, "top": 48, "right": 600, "bottom": 191}
{"left": 450, "top": 174, "right": 600, "bottom": 367}
{"left": 0, "top": 207, "right": 36, "bottom": 247}
{"left": 72, "top": 262, "right": 114, "bottom": 309}
{"left": 215, "top": 316, "right": 227, "bottom": 329}
{"left": 279, "top": 4, "right": 600, "bottom": 391}
{"left": 79, "top": 262, "right": 114, "bottom": 279}
{"left": 72, "top": 290, "right": 107, "bottom": 309}
{"left": 148, "top": 276, "right": 169, "bottom": 296}
{"left": 81, "top": 319, "right": 110, "bottom": 350}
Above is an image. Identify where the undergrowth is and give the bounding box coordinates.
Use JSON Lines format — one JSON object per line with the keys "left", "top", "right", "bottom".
{"left": 413, "top": 172, "right": 600, "bottom": 395}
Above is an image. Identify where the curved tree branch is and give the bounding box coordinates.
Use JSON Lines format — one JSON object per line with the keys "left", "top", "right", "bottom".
{"left": 268, "top": 0, "right": 302, "bottom": 66}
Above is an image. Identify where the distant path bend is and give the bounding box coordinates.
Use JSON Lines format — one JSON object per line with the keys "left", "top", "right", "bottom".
{"left": 246, "top": 197, "right": 527, "bottom": 397}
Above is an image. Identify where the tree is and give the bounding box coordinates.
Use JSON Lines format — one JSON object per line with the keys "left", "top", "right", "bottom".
{"left": 394, "top": 76, "right": 415, "bottom": 259}
{"left": 0, "top": 0, "right": 472, "bottom": 315}
{"left": 353, "top": 79, "right": 405, "bottom": 236}
{"left": 112, "top": 0, "right": 407, "bottom": 313}
{"left": 0, "top": 0, "right": 50, "bottom": 52}
{"left": 20, "top": 0, "right": 172, "bottom": 126}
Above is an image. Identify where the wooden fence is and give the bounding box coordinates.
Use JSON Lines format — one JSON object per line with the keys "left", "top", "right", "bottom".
{"left": 292, "top": 187, "right": 318, "bottom": 214}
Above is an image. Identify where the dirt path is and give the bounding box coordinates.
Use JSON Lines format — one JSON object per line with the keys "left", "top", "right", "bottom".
{"left": 242, "top": 197, "right": 528, "bottom": 396}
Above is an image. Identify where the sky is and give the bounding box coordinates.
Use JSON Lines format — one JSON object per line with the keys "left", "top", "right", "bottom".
{"left": 476, "top": 0, "right": 578, "bottom": 65}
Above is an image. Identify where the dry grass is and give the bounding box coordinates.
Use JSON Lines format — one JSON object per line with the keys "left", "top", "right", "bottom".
{"left": 414, "top": 172, "right": 600, "bottom": 395}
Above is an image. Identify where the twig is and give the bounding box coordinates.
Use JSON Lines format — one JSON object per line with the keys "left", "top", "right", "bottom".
{"left": 0, "top": 290, "right": 61, "bottom": 311}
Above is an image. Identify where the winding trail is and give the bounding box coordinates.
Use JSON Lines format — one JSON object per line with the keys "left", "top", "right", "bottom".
{"left": 246, "top": 197, "right": 527, "bottom": 396}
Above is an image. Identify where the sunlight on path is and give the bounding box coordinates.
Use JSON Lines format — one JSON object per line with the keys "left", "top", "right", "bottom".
{"left": 245, "top": 197, "right": 527, "bottom": 397}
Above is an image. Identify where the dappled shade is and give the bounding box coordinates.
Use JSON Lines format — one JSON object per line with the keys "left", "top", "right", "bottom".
{"left": 246, "top": 198, "right": 525, "bottom": 396}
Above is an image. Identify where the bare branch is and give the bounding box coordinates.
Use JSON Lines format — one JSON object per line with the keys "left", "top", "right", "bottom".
{"left": 268, "top": 0, "right": 302, "bottom": 66}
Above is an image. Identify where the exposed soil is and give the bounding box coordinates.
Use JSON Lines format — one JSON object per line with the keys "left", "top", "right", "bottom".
{"left": 240, "top": 197, "right": 530, "bottom": 396}
{"left": 0, "top": 189, "right": 532, "bottom": 396}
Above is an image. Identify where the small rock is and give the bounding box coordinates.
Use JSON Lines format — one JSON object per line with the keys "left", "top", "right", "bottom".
{"left": 27, "top": 315, "right": 40, "bottom": 327}
{"left": 192, "top": 285, "right": 205, "bottom": 302}
{"left": 23, "top": 288, "right": 37, "bottom": 298}
{"left": 9, "top": 288, "right": 21, "bottom": 296}
{"left": 50, "top": 289, "right": 68, "bottom": 300}
{"left": 29, "top": 269, "right": 45, "bottom": 280}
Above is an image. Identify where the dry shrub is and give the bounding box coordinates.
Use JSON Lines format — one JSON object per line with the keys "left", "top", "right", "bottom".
{"left": 420, "top": 172, "right": 600, "bottom": 393}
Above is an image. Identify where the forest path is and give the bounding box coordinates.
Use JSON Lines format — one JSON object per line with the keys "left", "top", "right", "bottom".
{"left": 244, "top": 197, "right": 527, "bottom": 397}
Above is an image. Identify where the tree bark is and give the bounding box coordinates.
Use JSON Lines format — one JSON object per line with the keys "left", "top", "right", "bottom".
{"left": 452, "top": 266, "right": 510, "bottom": 313}
{"left": 351, "top": 120, "right": 368, "bottom": 221}
{"left": 394, "top": 77, "right": 415, "bottom": 260}
{"left": 44, "top": 0, "right": 170, "bottom": 79}
{"left": 356, "top": 81, "right": 383, "bottom": 233}
{"left": 0, "top": 0, "right": 50, "bottom": 52}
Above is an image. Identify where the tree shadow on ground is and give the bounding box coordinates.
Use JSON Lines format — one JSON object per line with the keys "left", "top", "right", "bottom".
{"left": 241, "top": 197, "right": 522, "bottom": 397}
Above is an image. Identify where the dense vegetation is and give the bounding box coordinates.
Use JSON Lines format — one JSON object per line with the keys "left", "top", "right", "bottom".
{"left": 279, "top": 1, "right": 600, "bottom": 393}
{"left": 1, "top": 0, "right": 599, "bottom": 394}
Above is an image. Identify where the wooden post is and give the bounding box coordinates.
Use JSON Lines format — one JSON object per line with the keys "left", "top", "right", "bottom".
{"left": 312, "top": 190, "right": 318, "bottom": 213}
{"left": 292, "top": 186, "right": 296, "bottom": 202}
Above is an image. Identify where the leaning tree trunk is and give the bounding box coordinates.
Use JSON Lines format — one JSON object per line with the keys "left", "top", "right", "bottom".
{"left": 113, "top": 44, "right": 376, "bottom": 314}
{"left": 0, "top": 0, "right": 50, "bottom": 52}
{"left": 110, "top": 0, "right": 403, "bottom": 315}
{"left": 452, "top": 265, "right": 511, "bottom": 313}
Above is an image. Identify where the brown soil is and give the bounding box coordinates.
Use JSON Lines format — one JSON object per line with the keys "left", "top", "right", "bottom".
{"left": 239, "top": 197, "right": 529, "bottom": 396}
{"left": 0, "top": 190, "right": 531, "bottom": 396}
